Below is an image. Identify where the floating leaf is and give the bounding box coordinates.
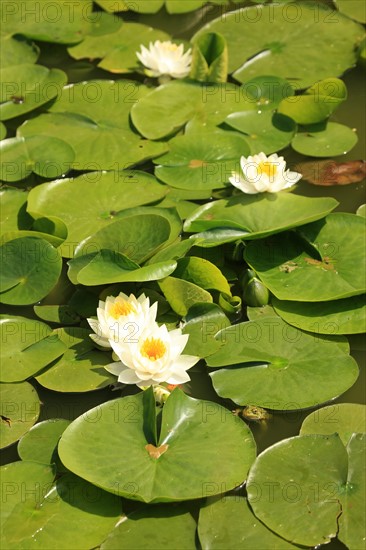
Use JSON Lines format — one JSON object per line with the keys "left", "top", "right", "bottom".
{"left": 198, "top": 495, "right": 298, "bottom": 549}
{"left": 0, "top": 188, "right": 32, "bottom": 236}
{"left": 273, "top": 294, "right": 366, "bottom": 335}
{"left": 194, "top": 4, "right": 364, "bottom": 88}
{"left": 1, "top": 471, "right": 121, "bottom": 550}
{"left": 0, "top": 35, "right": 39, "bottom": 68}
{"left": 295, "top": 159, "right": 366, "bottom": 186}
{"left": 184, "top": 193, "right": 338, "bottom": 241}
{"left": 245, "top": 213, "right": 366, "bottom": 301}
{"left": 18, "top": 418, "right": 71, "bottom": 464}
{"left": 300, "top": 403, "right": 366, "bottom": 446}
{"left": 159, "top": 276, "right": 213, "bottom": 316}
{"left": 26, "top": 171, "right": 168, "bottom": 258}
{"left": 278, "top": 78, "right": 347, "bottom": 125}
{"left": 59, "top": 388, "right": 256, "bottom": 502}
{"left": 207, "top": 316, "right": 358, "bottom": 410}
{"left": 0, "top": 382, "right": 40, "bottom": 449}
{"left": 0, "top": 316, "right": 67, "bottom": 382}
{"left": 292, "top": 122, "right": 358, "bottom": 157}
{"left": 0, "top": 64, "right": 67, "bottom": 120}
{"left": 190, "top": 32, "right": 228, "bottom": 83}
{"left": 0, "top": 0, "right": 93, "bottom": 43}
{"left": 154, "top": 130, "right": 249, "bottom": 190}
{"left": 69, "top": 18, "right": 170, "bottom": 73}
{"left": 246, "top": 434, "right": 347, "bottom": 546}
{"left": 181, "top": 303, "right": 231, "bottom": 357}
{"left": 0, "top": 237, "right": 62, "bottom": 305}
{"left": 238, "top": 75, "right": 295, "bottom": 111}
{"left": 0, "top": 136, "right": 74, "bottom": 182}
{"left": 174, "top": 256, "right": 231, "bottom": 295}
{"left": 101, "top": 505, "right": 197, "bottom": 550}
{"left": 35, "top": 327, "right": 115, "bottom": 393}
{"left": 225, "top": 111, "right": 297, "bottom": 154}
{"left": 33, "top": 305, "right": 80, "bottom": 325}
{"left": 334, "top": 0, "right": 366, "bottom": 23}
{"left": 0, "top": 121, "right": 6, "bottom": 140}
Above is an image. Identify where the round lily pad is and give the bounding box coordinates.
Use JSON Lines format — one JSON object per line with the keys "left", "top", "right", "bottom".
{"left": 207, "top": 316, "right": 359, "bottom": 410}
{"left": 198, "top": 495, "right": 298, "bottom": 549}
{"left": 26, "top": 171, "right": 168, "bottom": 258}
{"left": 245, "top": 213, "right": 366, "bottom": 301}
{"left": 300, "top": 403, "right": 366, "bottom": 446}
{"left": 273, "top": 294, "right": 366, "bottom": 335}
{"left": 0, "top": 315, "right": 67, "bottom": 382}
{"left": 69, "top": 19, "right": 170, "bottom": 73}
{"left": 0, "top": 136, "right": 74, "bottom": 182}
{"left": 1, "top": 470, "right": 121, "bottom": 550}
{"left": 0, "top": 64, "right": 67, "bottom": 120}
{"left": 291, "top": 122, "right": 358, "bottom": 157}
{"left": 58, "top": 388, "right": 256, "bottom": 502}
{"left": 154, "top": 130, "right": 250, "bottom": 190}
{"left": 0, "top": 35, "right": 39, "bottom": 68}
{"left": 0, "top": 236, "right": 62, "bottom": 305}
{"left": 183, "top": 193, "right": 338, "bottom": 241}
{"left": 0, "top": 0, "right": 93, "bottom": 43}
{"left": 246, "top": 434, "right": 348, "bottom": 546}
{"left": 1, "top": 382, "right": 40, "bottom": 449}
{"left": 194, "top": 3, "right": 364, "bottom": 88}
{"left": 35, "top": 328, "right": 115, "bottom": 393}
{"left": 0, "top": 188, "right": 32, "bottom": 236}
{"left": 101, "top": 505, "right": 197, "bottom": 550}
{"left": 225, "top": 111, "right": 297, "bottom": 154}
{"left": 18, "top": 418, "right": 71, "bottom": 464}
{"left": 181, "top": 303, "right": 231, "bottom": 358}
{"left": 159, "top": 276, "right": 213, "bottom": 316}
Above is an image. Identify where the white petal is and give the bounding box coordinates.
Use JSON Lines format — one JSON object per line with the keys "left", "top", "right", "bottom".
{"left": 89, "top": 333, "right": 111, "bottom": 348}
{"left": 104, "top": 361, "right": 124, "bottom": 375}
{"left": 117, "top": 368, "right": 142, "bottom": 385}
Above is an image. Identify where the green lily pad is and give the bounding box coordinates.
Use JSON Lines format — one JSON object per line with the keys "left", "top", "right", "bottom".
{"left": 0, "top": 237, "right": 62, "bottom": 305}
{"left": 0, "top": 136, "right": 74, "bottom": 182}
{"left": 101, "top": 505, "right": 197, "bottom": 550}
{"left": 194, "top": 3, "right": 364, "bottom": 88}
{"left": 26, "top": 171, "right": 168, "bottom": 258}
{"left": 300, "top": 403, "right": 366, "bottom": 446}
{"left": 0, "top": 0, "right": 93, "bottom": 43}
{"left": 0, "top": 382, "right": 40, "bottom": 449}
{"left": 0, "top": 64, "right": 67, "bottom": 120}
{"left": 0, "top": 230, "right": 64, "bottom": 249}
{"left": 184, "top": 193, "right": 338, "bottom": 241}
{"left": 75, "top": 214, "right": 174, "bottom": 264}
{"left": 119, "top": 1, "right": 233, "bottom": 14}
{"left": 35, "top": 327, "right": 115, "bottom": 393}
{"left": 0, "top": 121, "right": 6, "bottom": 140}
{"left": 278, "top": 78, "right": 347, "bottom": 125}
{"left": 0, "top": 188, "right": 32, "bottom": 236}
{"left": 131, "top": 79, "right": 253, "bottom": 140}
{"left": 246, "top": 434, "right": 348, "bottom": 546}
{"left": 273, "top": 294, "right": 366, "bottom": 335}
{"left": 174, "top": 256, "right": 231, "bottom": 295}
{"left": 0, "top": 35, "right": 39, "bottom": 68}
{"left": 190, "top": 31, "right": 228, "bottom": 83}
{"left": 225, "top": 111, "right": 297, "bottom": 154}
{"left": 18, "top": 418, "right": 71, "bottom": 464}
{"left": 69, "top": 19, "right": 170, "bottom": 73}
{"left": 58, "top": 388, "right": 256, "bottom": 502}
{"left": 238, "top": 75, "right": 295, "bottom": 111}
{"left": 73, "top": 250, "right": 177, "bottom": 286}
{"left": 292, "top": 122, "right": 358, "bottom": 157}
{"left": 357, "top": 204, "right": 366, "bottom": 217}
{"left": 1, "top": 471, "right": 121, "bottom": 550}
{"left": 0, "top": 315, "right": 67, "bottom": 382}
{"left": 94, "top": 0, "right": 130, "bottom": 11}
{"left": 245, "top": 213, "right": 366, "bottom": 301}
{"left": 181, "top": 303, "right": 231, "bottom": 358}
{"left": 159, "top": 276, "right": 213, "bottom": 316}
{"left": 338, "top": 433, "right": 366, "bottom": 550}
{"left": 0, "top": 461, "right": 55, "bottom": 541}
{"left": 207, "top": 316, "right": 358, "bottom": 410}
{"left": 154, "top": 130, "right": 250, "bottom": 190}
{"left": 335, "top": 0, "right": 366, "bottom": 23}
{"left": 33, "top": 305, "right": 80, "bottom": 325}
{"left": 198, "top": 495, "right": 298, "bottom": 549}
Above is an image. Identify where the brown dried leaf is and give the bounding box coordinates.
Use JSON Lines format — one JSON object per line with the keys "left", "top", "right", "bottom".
{"left": 295, "top": 160, "right": 366, "bottom": 186}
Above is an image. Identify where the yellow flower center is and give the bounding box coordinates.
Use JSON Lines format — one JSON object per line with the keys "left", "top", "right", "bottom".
{"left": 141, "top": 337, "right": 167, "bottom": 361}
{"left": 258, "top": 162, "right": 277, "bottom": 179}
{"left": 110, "top": 299, "right": 136, "bottom": 319}
{"left": 164, "top": 43, "right": 178, "bottom": 52}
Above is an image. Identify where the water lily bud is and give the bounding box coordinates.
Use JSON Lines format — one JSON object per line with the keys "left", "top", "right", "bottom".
{"left": 240, "top": 268, "right": 257, "bottom": 290}
{"left": 243, "top": 276, "right": 270, "bottom": 307}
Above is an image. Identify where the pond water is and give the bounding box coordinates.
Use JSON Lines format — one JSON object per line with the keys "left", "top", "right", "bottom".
{"left": 1, "top": 1, "right": 365, "bottom": 549}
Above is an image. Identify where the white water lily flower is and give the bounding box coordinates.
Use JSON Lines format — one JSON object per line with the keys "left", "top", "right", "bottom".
{"left": 105, "top": 322, "right": 199, "bottom": 388}
{"left": 136, "top": 40, "right": 192, "bottom": 79}
{"left": 229, "top": 152, "right": 302, "bottom": 194}
{"left": 87, "top": 293, "right": 157, "bottom": 349}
